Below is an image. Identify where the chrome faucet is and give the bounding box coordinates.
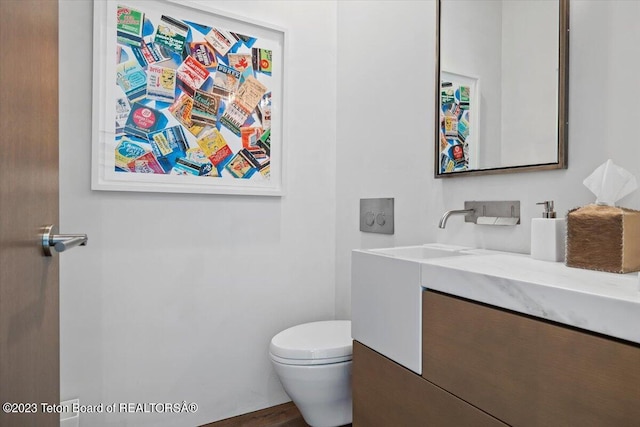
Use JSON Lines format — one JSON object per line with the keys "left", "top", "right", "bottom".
{"left": 438, "top": 209, "right": 475, "bottom": 229}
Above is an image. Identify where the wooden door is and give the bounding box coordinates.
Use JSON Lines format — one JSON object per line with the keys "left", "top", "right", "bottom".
{"left": 0, "top": 1, "right": 60, "bottom": 426}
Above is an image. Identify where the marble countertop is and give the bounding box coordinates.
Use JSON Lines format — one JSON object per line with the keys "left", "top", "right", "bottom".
{"left": 420, "top": 248, "right": 640, "bottom": 344}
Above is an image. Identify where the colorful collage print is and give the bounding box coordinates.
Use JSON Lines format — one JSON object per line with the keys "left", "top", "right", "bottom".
{"left": 439, "top": 80, "right": 471, "bottom": 173}
{"left": 115, "top": 4, "right": 273, "bottom": 180}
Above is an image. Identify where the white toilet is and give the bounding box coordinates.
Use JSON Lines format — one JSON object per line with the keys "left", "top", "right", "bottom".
{"left": 269, "top": 320, "right": 352, "bottom": 427}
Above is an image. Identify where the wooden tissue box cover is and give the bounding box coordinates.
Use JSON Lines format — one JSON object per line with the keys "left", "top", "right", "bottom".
{"left": 566, "top": 204, "right": 640, "bottom": 273}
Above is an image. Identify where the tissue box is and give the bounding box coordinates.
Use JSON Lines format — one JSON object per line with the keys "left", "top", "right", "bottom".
{"left": 566, "top": 204, "right": 640, "bottom": 273}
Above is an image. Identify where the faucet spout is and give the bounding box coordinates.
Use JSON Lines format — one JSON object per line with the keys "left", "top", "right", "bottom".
{"left": 438, "top": 209, "right": 475, "bottom": 229}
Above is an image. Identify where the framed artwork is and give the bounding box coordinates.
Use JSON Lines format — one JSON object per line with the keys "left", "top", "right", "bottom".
{"left": 439, "top": 71, "right": 479, "bottom": 174}
{"left": 92, "top": 0, "right": 286, "bottom": 195}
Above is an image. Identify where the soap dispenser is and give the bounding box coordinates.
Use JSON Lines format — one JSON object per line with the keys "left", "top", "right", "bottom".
{"left": 531, "top": 201, "right": 566, "bottom": 262}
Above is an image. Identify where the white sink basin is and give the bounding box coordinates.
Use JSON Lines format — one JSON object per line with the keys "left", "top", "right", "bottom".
{"left": 368, "top": 245, "right": 470, "bottom": 261}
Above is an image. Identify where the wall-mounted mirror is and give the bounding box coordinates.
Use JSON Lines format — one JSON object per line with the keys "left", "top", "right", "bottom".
{"left": 435, "top": 0, "right": 569, "bottom": 177}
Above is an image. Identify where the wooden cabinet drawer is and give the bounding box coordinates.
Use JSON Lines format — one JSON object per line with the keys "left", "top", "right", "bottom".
{"left": 422, "top": 291, "right": 640, "bottom": 426}
{"left": 353, "top": 341, "right": 506, "bottom": 427}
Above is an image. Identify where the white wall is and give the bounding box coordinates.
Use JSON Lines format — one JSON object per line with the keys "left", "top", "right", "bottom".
{"left": 335, "top": 0, "right": 640, "bottom": 319}
{"left": 59, "top": 0, "right": 640, "bottom": 424}
{"left": 59, "top": 1, "right": 337, "bottom": 426}
{"left": 335, "top": 0, "right": 437, "bottom": 321}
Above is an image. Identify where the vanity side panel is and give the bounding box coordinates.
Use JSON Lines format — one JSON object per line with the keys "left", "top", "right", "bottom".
{"left": 351, "top": 251, "right": 423, "bottom": 373}
{"left": 352, "top": 341, "right": 506, "bottom": 427}
{"left": 422, "top": 291, "right": 640, "bottom": 427}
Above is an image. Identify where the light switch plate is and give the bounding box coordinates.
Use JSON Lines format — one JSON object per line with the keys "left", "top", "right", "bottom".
{"left": 360, "top": 198, "right": 394, "bottom": 234}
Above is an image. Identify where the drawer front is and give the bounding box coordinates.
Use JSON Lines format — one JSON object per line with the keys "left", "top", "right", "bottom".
{"left": 353, "top": 341, "right": 506, "bottom": 427}
{"left": 422, "top": 291, "right": 640, "bottom": 427}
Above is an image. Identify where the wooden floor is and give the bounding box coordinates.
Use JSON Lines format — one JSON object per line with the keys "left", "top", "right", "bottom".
{"left": 201, "top": 402, "right": 352, "bottom": 427}
{"left": 201, "top": 402, "right": 309, "bottom": 427}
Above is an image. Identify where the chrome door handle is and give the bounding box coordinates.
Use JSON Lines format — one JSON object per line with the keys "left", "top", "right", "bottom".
{"left": 41, "top": 225, "right": 88, "bottom": 256}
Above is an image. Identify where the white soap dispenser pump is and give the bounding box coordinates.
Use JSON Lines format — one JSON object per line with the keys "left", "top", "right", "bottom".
{"left": 531, "top": 201, "right": 566, "bottom": 262}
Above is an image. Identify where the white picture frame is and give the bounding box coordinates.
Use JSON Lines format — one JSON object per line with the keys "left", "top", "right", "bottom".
{"left": 92, "top": 0, "right": 287, "bottom": 195}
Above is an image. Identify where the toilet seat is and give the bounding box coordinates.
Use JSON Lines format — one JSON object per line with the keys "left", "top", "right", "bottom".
{"left": 270, "top": 320, "right": 352, "bottom": 366}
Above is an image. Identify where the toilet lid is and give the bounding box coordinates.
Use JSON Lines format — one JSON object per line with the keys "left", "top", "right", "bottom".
{"left": 270, "top": 320, "right": 352, "bottom": 361}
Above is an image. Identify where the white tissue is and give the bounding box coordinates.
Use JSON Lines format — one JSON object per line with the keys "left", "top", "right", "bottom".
{"left": 583, "top": 159, "right": 638, "bottom": 206}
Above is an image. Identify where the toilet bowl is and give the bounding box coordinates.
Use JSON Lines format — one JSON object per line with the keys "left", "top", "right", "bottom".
{"left": 269, "top": 320, "right": 352, "bottom": 427}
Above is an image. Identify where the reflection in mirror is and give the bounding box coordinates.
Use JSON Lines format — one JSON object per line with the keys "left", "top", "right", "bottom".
{"left": 436, "top": 0, "right": 568, "bottom": 177}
